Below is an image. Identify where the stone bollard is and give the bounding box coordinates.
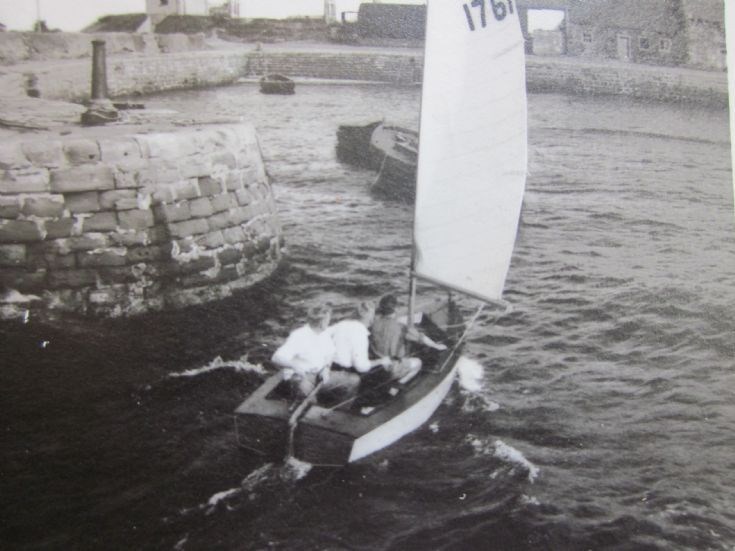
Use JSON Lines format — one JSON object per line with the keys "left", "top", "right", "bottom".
{"left": 81, "top": 40, "right": 119, "bottom": 126}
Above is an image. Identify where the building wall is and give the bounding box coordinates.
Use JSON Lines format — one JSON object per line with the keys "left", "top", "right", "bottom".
{"left": 0, "top": 124, "right": 282, "bottom": 318}
{"left": 680, "top": 0, "right": 726, "bottom": 71}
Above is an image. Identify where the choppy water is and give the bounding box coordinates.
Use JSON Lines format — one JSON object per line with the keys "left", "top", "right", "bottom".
{"left": 2, "top": 82, "right": 734, "bottom": 550}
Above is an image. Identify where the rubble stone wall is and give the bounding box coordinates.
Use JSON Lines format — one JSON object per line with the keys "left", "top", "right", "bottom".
{"left": 0, "top": 124, "right": 282, "bottom": 318}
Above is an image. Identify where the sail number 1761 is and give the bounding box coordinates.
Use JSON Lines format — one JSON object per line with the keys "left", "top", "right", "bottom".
{"left": 463, "top": 0, "right": 515, "bottom": 31}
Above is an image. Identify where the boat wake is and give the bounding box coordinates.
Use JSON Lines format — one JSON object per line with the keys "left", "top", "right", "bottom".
{"left": 167, "top": 355, "right": 266, "bottom": 378}
{"left": 466, "top": 436, "right": 540, "bottom": 483}
{"left": 457, "top": 357, "right": 484, "bottom": 392}
{"left": 457, "top": 358, "right": 501, "bottom": 413}
{"left": 182, "top": 460, "right": 314, "bottom": 518}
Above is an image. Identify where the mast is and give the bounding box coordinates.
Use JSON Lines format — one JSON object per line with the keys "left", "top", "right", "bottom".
{"left": 406, "top": 0, "right": 432, "bottom": 331}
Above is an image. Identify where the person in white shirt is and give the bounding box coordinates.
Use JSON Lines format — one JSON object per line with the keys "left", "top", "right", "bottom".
{"left": 271, "top": 304, "right": 359, "bottom": 397}
{"left": 326, "top": 301, "right": 392, "bottom": 374}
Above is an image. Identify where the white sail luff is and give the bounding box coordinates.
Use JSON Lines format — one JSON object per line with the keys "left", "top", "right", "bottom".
{"left": 413, "top": 0, "right": 527, "bottom": 304}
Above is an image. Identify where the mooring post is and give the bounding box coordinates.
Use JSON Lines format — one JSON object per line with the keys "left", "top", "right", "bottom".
{"left": 81, "top": 39, "right": 119, "bottom": 126}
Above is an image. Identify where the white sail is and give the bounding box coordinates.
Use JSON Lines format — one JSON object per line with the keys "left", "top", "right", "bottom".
{"left": 413, "top": 0, "right": 527, "bottom": 304}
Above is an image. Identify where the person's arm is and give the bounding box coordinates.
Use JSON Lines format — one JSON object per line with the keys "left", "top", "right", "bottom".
{"left": 352, "top": 329, "right": 390, "bottom": 373}
{"left": 271, "top": 334, "right": 315, "bottom": 375}
{"left": 405, "top": 326, "right": 448, "bottom": 351}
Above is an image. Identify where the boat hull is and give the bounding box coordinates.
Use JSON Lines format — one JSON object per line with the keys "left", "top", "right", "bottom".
{"left": 336, "top": 121, "right": 418, "bottom": 200}
{"left": 259, "top": 75, "right": 295, "bottom": 95}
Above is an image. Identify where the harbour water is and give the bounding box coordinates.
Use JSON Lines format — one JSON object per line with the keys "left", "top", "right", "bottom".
{"left": 2, "top": 82, "right": 734, "bottom": 550}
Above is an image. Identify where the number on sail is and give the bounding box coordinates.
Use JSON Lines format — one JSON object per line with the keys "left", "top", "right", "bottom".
{"left": 463, "top": 0, "right": 515, "bottom": 31}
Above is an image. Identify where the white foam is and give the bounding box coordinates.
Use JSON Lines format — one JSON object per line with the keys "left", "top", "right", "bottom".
{"left": 283, "top": 456, "right": 313, "bottom": 481}
{"left": 168, "top": 355, "right": 267, "bottom": 378}
{"left": 1, "top": 289, "right": 41, "bottom": 304}
{"left": 207, "top": 488, "right": 240, "bottom": 508}
{"left": 493, "top": 440, "right": 540, "bottom": 483}
{"left": 457, "top": 357, "right": 484, "bottom": 392}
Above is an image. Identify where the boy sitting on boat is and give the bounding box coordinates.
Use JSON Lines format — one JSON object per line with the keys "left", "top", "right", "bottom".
{"left": 325, "top": 300, "right": 392, "bottom": 375}
{"left": 271, "top": 304, "right": 360, "bottom": 398}
{"left": 371, "top": 294, "right": 448, "bottom": 382}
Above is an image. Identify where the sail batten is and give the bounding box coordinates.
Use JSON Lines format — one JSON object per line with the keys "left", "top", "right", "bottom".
{"left": 413, "top": 0, "right": 527, "bottom": 304}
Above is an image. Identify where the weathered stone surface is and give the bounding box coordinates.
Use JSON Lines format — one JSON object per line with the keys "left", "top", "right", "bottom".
{"left": 0, "top": 168, "right": 50, "bottom": 194}
{"left": 136, "top": 133, "right": 198, "bottom": 159}
{"left": 20, "top": 194, "right": 65, "bottom": 218}
{"left": 0, "top": 196, "right": 21, "bottom": 218}
{"left": 64, "top": 191, "right": 101, "bottom": 213}
{"left": 198, "top": 176, "right": 223, "bottom": 197}
{"left": 0, "top": 268, "right": 47, "bottom": 291}
{"left": 22, "top": 141, "right": 64, "bottom": 168}
{"left": 0, "top": 244, "right": 26, "bottom": 267}
{"left": 171, "top": 179, "right": 200, "bottom": 200}
{"left": 206, "top": 211, "right": 234, "bottom": 231}
{"left": 66, "top": 233, "right": 110, "bottom": 251}
{"left": 136, "top": 163, "right": 181, "bottom": 188}
{"left": 98, "top": 138, "right": 141, "bottom": 163}
{"left": 228, "top": 206, "right": 253, "bottom": 226}
{"left": 114, "top": 197, "right": 141, "bottom": 210}
{"left": 241, "top": 166, "right": 261, "bottom": 187}
{"left": 167, "top": 255, "right": 216, "bottom": 275}
{"left": 63, "top": 139, "right": 101, "bottom": 165}
{"left": 118, "top": 209, "right": 155, "bottom": 230}
{"left": 77, "top": 249, "right": 128, "bottom": 268}
{"left": 153, "top": 202, "right": 191, "bottom": 223}
{"left": 168, "top": 218, "right": 209, "bottom": 238}
{"left": 0, "top": 219, "right": 44, "bottom": 243}
{"left": 218, "top": 247, "right": 243, "bottom": 266}
{"left": 83, "top": 212, "right": 118, "bottom": 232}
{"left": 43, "top": 252, "right": 76, "bottom": 269}
{"left": 99, "top": 189, "right": 136, "bottom": 210}
{"left": 211, "top": 151, "right": 238, "bottom": 170}
{"left": 189, "top": 197, "right": 213, "bottom": 218}
{"left": 180, "top": 157, "right": 212, "bottom": 179}
{"left": 99, "top": 266, "right": 143, "bottom": 284}
{"left": 127, "top": 245, "right": 166, "bottom": 263}
{"left": 45, "top": 218, "right": 75, "bottom": 239}
{"left": 210, "top": 193, "right": 233, "bottom": 213}
{"left": 47, "top": 269, "right": 97, "bottom": 289}
{"left": 0, "top": 142, "right": 30, "bottom": 170}
{"left": 223, "top": 226, "right": 246, "bottom": 245}
{"left": 195, "top": 230, "right": 225, "bottom": 249}
{"left": 50, "top": 165, "right": 114, "bottom": 193}
{"left": 225, "top": 171, "right": 242, "bottom": 191}
{"left": 235, "top": 188, "right": 252, "bottom": 206}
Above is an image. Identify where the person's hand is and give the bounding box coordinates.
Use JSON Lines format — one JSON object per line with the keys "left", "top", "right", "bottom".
{"left": 433, "top": 342, "right": 448, "bottom": 351}
{"left": 380, "top": 356, "right": 392, "bottom": 368}
{"left": 282, "top": 368, "right": 295, "bottom": 381}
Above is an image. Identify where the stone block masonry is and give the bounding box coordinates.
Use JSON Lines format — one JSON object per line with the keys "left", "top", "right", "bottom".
{"left": 0, "top": 124, "right": 282, "bottom": 318}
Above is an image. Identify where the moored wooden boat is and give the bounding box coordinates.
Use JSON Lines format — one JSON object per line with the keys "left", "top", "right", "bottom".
{"left": 234, "top": 300, "right": 464, "bottom": 466}
{"left": 259, "top": 74, "right": 295, "bottom": 95}
{"left": 336, "top": 121, "right": 418, "bottom": 200}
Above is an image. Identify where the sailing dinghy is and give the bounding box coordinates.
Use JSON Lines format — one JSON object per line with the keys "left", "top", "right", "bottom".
{"left": 234, "top": 0, "right": 527, "bottom": 466}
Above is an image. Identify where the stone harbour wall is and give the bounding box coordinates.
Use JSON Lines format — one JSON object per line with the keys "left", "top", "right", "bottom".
{"left": 0, "top": 124, "right": 282, "bottom": 318}
{"left": 3, "top": 48, "right": 725, "bottom": 107}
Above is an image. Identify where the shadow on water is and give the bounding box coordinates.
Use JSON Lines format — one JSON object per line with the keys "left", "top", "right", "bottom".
{"left": 0, "top": 266, "right": 302, "bottom": 549}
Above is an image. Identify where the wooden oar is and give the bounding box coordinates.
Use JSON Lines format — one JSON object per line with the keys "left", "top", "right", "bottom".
{"left": 285, "top": 380, "right": 324, "bottom": 461}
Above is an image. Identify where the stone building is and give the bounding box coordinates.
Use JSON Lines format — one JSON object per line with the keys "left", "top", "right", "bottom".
{"left": 563, "top": 0, "right": 687, "bottom": 66}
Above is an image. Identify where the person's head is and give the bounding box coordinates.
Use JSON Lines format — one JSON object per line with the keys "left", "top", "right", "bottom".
{"left": 356, "top": 300, "right": 376, "bottom": 325}
{"left": 376, "top": 294, "right": 398, "bottom": 316}
{"left": 306, "top": 304, "right": 332, "bottom": 331}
